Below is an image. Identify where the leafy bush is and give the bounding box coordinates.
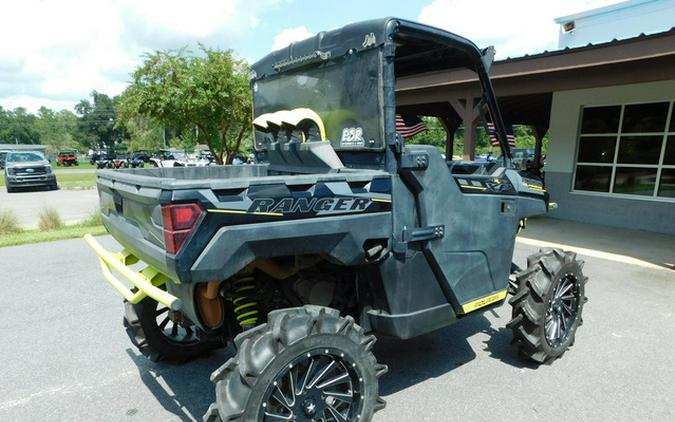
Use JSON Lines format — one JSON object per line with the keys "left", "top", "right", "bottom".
{"left": 0, "top": 209, "right": 23, "bottom": 235}
{"left": 37, "top": 208, "right": 64, "bottom": 231}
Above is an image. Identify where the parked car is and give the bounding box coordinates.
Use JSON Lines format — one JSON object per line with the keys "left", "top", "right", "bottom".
{"left": 56, "top": 149, "right": 79, "bottom": 166}
{"left": 0, "top": 150, "right": 9, "bottom": 169}
{"left": 4, "top": 150, "right": 57, "bottom": 192}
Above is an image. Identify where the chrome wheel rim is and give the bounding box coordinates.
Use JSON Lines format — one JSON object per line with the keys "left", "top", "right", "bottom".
{"left": 261, "top": 348, "right": 363, "bottom": 422}
{"left": 545, "top": 273, "right": 581, "bottom": 347}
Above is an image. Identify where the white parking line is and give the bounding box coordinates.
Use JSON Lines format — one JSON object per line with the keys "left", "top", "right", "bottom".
{"left": 516, "top": 237, "right": 673, "bottom": 272}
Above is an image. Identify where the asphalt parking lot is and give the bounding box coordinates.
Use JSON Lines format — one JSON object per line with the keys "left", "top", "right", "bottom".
{"left": 0, "top": 236, "right": 673, "bottom": 421}
{"left": 0, "top": 188, "right": 99, "bottom": 228}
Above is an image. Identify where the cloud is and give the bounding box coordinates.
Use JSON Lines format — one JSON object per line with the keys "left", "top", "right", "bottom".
{"left": 272, "top": 26, "right": 315, "bottom": 51}
{"left": 0, "top": 95, "right": 78, "bottom": 112}
{"left": 0, "top": 0, "right": 279, "bottom": 112}
{"left": 418, "top": 0, "right": 621, "bottom": 58}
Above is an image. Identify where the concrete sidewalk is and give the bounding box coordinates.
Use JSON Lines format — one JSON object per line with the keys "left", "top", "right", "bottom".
{"left": 519, "top": 217, "right": 675, "bottom": 271}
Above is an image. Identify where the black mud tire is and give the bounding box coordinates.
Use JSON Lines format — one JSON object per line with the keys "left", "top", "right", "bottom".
{"left": 508, "top": 248, "right": 588, "bottom": 363}
{"left": 123, "top": 297, "right": 220, "bottom": 363}
{"left": 204, "top": 305, "right": 387, "bottom": 422}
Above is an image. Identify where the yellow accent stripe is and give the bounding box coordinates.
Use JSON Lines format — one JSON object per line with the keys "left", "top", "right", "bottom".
{"left": 207, "top": 209, "right": 284, "bottom": 217}
{"left": 461, "top": 290, "right": 508, "bottom": 313}
{"left": 526, "top": 184, "right": 547, "bottom": 192}
{"left": 461, "top": 185, "right": 487, "bottom": 191}
{"left": 371, "top": 198, "right": 392, "bottom": 203}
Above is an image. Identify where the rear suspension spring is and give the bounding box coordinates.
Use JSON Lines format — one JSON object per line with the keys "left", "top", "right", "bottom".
{"left": 231, "top": 275, "right": 259, "bottom": 329}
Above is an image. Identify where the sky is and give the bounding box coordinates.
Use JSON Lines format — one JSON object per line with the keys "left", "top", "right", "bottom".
{"left": 0, "top": 0, "right": 622, "bottom": 113}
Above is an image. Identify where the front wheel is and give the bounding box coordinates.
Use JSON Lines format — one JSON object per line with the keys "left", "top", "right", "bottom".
{"left": 204, "top": 306, "right": 387, "bottom": 422}
{"left": 124, "top": 296, "right": 221, "bottom": 362}
{"left": 508, "top": 249, "right": 588, "bottom": 363}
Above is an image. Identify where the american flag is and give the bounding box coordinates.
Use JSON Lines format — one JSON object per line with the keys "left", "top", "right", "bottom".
{"left": 396, "top": 114, "right": 427, "bottom": 138}
{"left": 487, "top": 122, "right": 516, "bottom": 148}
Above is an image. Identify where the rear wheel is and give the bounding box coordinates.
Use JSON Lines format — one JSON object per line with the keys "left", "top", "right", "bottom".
{"left": 124, "top": 296, "right": 221, "bottom": 362}
{"left": 204, "top": 306, "right": 387, "bottom": 422}
{"left": 508, "top": 249, "right": 588, "bottom": 363}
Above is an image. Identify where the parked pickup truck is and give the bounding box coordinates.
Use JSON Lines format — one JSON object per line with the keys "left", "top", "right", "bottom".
{"left": 85, "top": 17, "right": 587, "bottom": 422}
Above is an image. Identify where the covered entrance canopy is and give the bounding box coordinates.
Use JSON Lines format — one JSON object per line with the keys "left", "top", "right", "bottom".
{"left": 395, "top": 27, "right": 675, "bottom": 160}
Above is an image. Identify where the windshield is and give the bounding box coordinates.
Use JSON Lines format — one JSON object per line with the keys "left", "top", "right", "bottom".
{"left": 7, "top": 152, "right": 45, "bottom": 162}
{"left": 253, "top": 49, "right": 383, "bottom": 151}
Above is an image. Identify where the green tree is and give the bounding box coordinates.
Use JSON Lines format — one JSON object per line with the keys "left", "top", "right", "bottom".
{"left": 0, "top": 106, "right": 10, "bottom": 142}
{"left": 75, "top": 91, "right": 126, "bottom": 150}
{"left": 35, "top": 107, "right": 80, "bottom": 155}
{"left": 117, "top": 46, "right": 252, "bottom": 164}
{"left": 124, "top": 117, "right": 165, "bottom": 152}
{"left": 4, "top": 107, "right": 40, "bottom": 144}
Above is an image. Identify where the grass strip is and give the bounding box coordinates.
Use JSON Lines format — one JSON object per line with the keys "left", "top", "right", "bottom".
{"left": 0, "top": 224, "right": 107, "bottom": 247}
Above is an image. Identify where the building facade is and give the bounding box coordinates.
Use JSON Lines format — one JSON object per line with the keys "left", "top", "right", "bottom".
{"left": 395, "top": 2, "right": 675, "bottom": 234}
{"left": 546, "top": 80, "right": 675, "bottom": 233}
{"left": 555, "top": 0, "right": 675, "bottom": 48}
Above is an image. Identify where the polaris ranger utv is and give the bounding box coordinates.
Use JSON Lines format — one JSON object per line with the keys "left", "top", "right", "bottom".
{"left": 84, "top": 17, "right": 588, "bottom": 422}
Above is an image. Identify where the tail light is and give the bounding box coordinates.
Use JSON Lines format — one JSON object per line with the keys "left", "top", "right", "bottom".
{"left": 161, "top": 203, "right": 203, "bottom": 254}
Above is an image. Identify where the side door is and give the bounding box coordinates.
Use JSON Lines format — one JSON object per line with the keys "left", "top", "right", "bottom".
{"left": 393, "top": 145, "right": 517, "bottom": 313}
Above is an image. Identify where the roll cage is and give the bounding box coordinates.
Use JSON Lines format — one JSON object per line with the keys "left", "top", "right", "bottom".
{"left": 251, "top": 17, "right": 512, "bottom": 171}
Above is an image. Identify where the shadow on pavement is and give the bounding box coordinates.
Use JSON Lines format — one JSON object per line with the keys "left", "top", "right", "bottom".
{"left": 126, "top": 312, "right": 537, "bottom": 418}
{"left": 126, "top": 346, "right": 235, "bottom": 421}
{"left": 375, "top": 312, "right": 536, "bottom": 396}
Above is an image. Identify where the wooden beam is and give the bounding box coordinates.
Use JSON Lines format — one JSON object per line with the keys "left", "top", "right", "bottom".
{"left": 448, "top": 98, "right": 481, "bottom": 160}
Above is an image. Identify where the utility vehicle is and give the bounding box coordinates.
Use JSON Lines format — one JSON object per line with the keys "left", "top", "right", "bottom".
{"left": 56, "top": 149, "right": 79, "bottom": 166}
{"left": 149, "top": 148, "right": 205, "bottom": 167}
{"left": 85, "top": 17, "right": 588, "bottom": 422}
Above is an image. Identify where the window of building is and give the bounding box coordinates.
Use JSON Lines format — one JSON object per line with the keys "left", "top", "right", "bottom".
{"left": 573, "top": 101, "right": 675, "bottom": 199}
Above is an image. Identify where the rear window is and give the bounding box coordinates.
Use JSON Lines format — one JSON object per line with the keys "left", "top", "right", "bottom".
{"left": 253, "top": 49, "right": 383, "bottom": 152}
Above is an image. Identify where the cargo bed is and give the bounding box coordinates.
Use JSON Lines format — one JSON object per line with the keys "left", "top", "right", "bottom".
{"left": 96, "top": 165, "right": 393, "bottom": 283}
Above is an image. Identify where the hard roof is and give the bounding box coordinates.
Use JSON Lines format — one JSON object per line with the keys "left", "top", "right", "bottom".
{"left": 250, "top": 17, "right": 485, "bottom": 80}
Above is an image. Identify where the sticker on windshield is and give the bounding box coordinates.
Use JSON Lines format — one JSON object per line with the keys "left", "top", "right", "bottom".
{"left": 340, "top": 127, "right": 365, "bottom": 147}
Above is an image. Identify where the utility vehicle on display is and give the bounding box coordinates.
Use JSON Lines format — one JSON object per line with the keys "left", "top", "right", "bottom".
{"left": 85, "top": 17, "right": 588, "bottom": 422}
{"left": 56, "top": 149, "right": 79, "bottom": 166}
{"left": 149, "top": 148, "right": 205, "bottom": 167}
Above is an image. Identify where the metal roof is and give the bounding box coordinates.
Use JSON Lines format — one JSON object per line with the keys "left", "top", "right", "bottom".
{"left": 500, "top": 25, "right": 675, "bottom": 62}
{"left": 554, "top": 0, "right": 661, "bottom": 23}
